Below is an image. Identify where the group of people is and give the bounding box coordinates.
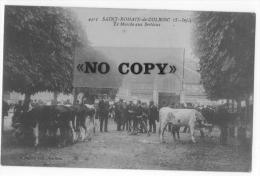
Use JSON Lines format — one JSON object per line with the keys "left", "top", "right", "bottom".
{"left": 6, "top": 98, "right": 159, "bottom": 136}
{"left": 5, "top": 97, "right": 200, "bottom": 137}
{"left": 6, "top": 98, "right": 212, "bottom": 135}
{"left": 103, "top": 99, "right": 159, "bottom": 134}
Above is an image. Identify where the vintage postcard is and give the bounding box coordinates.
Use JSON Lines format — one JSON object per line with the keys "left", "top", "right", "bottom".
{"left": 1, "top": 5, "right": 256, "bottom": 173}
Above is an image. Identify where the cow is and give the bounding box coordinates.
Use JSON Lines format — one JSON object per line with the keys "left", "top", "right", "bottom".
{"left": 159, "top": 107, "right": 207, "bottom": 143}
{"left": 13, "top": 105, "right": 77, "bottom": 147}
{"left": 53, "top": 105, "right": 77, "bottom": 146}
{"left": 71, "top": 104, "right": 95, "bottom": 141}
{"left": 13, "top": 105, "right": 57, "bottom": 147}
{"left": 199, "top": 106, "right": 240, "bottom": 144}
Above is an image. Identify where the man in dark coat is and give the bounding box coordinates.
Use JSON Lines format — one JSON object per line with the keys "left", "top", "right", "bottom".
{"left": 127, "top": 101, "right": 136, "bottom": 132}
{"left": 120, "top": 101, "right": 128, "bottom": 131}
{"left": 135, "top": 100, "right": 143, "bottom": 132}
{"left": 98, "top": 98, "right": 109, "bottom": 132}
{"left": 148, "top": 101, "right": 158, "bottom": 133}
{"left": 114, "top": 101, "right": 122, "bottom": 131}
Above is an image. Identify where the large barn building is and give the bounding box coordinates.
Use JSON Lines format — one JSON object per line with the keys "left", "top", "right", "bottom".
{"left": 94, "top": 46, "right": 213, "bottom": 107}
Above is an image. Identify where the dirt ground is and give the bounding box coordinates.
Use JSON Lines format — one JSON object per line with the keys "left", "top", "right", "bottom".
{"left": 1, "top": 117, "right": 251, "bottom": 172}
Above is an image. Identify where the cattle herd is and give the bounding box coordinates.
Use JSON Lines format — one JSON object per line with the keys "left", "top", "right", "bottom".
{"left": 10, "top": 103, "right": 96, "bottom": 147}
{"left": 2, "top": 97, "right": 243, "bottom": 148}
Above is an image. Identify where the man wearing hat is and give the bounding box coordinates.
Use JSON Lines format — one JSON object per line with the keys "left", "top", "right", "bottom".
{"left": 148, "top": 101, "right": 158, "bottom": 133}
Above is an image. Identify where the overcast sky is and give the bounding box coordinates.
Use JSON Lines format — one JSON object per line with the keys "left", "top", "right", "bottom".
{"left": 71, "top": 7, "right": 193, "bottom": 52}
{"left": 69, "top": 7, "right": 202, "bottom": 90}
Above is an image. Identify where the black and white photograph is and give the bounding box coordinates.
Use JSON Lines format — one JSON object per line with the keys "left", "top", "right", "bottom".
{"left": 0, "top": 2, "right": 257, "bottom": 174}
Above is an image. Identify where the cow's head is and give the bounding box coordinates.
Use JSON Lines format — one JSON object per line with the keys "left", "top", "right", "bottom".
{"left": 195, "top": 111, "right": 214, "bottom": 136}
{"left": 195, "top": 111, "right": 213, "bottom": 128}
{"left": 195, "top": 112, "right": 204, "bottom": 122}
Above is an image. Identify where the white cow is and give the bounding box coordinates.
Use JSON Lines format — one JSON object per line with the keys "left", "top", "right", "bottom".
{"left": 159, "top": 107, "right": 206, "bottom": 143}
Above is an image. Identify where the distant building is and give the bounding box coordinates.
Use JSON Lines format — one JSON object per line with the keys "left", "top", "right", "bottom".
{"left": 93, "top": 46, "right": 215, "bottom": 106}
{"left": 94, "top": 46, "right": 186, "bottom": 106}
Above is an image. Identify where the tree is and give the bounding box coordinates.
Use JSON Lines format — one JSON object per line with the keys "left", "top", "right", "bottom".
{"left": 4, "top": 6, "right": 85, "bottom": 94}
{"left": 3, "top": 6, "right": 86, "bottom": 108}
{"left": 4, "top": 6, "right": 122, "bottom": 108}
{"left": 192, "top": 12, "right": 255, "bottom": 101}
{"left": 192, "top": 12, "right": 255, "bottom": 145}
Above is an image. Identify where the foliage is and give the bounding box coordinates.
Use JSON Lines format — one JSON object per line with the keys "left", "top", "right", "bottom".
{"left": 4, "top": 6, "right": 86, "bottom": 94}
{"left": 192, "top": 12, "right": 255, "bottom": 100}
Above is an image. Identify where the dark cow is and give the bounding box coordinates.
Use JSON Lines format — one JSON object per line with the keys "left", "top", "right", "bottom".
{"left": 13, "top": 105, "right": 77, "bottom": 147}
{"left": 13, "top": 102, "right": 97, "bottom": 147}
{"left": 13, "top": 105, "right": 57, "bottom": 146}
{"left": 53, "top": 105, "right": 77, "bottom": 146}
{"left": 200, "top": 106, "right": 239, "bottom": 144}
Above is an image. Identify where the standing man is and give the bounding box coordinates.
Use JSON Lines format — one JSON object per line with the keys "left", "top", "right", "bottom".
{"left": 141, "top": 102, "right": 149, "bottom": 133}
{"left": 127, "top": 100, "right": 136, "bottom": 132}
{"left": 115, "top": 101, "right": 122, "bottom": 131}
{"left": 148, "top": 101, "right": 158, "bottom": 133}
{"left": 121, "top": 101, "right": 129, "bottom": 131}
{"left": 135, "top": 100, "right": 143, "bottom": 132}
{"left": 98, "top": 98, "right": 109, "bottom": 132}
